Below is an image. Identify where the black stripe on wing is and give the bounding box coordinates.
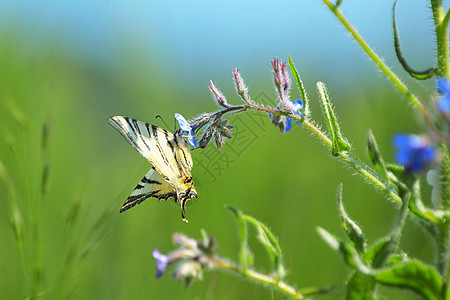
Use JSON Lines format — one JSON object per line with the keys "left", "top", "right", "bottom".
{"left": 108, "top": 116, "right": 152, "bottom": 155}
{"left": 174, "top": 132, "right": 193, "bottom": 171}
{"left": 119, "top": 168, "right": 177, "bottom": 213}
{"left": 167, "top": 135, "right": 184, "bottom": 174}
{"left": 151, "top": 127, "right": 174, "bottom": 175}
{"left": 119, "top": 190, "right": 177, "bottom": 213}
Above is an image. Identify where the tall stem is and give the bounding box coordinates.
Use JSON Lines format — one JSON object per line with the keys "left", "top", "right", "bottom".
{"left": 438, "top": 144, "right": 450, "bottom": 282}
{"left": 430, "top": 1, "right": 450, "bottom": 281}
{"left": 431, "top": 0, "right": 450, "bottom": 78}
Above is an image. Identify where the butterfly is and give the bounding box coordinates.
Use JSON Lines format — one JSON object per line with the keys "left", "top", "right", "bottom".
{"left": 108, "top": 115, "right": 198, "bottom": 222}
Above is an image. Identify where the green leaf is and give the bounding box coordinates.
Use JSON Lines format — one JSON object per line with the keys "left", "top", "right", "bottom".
{"left": 316, "top": 81, "right": 351, "bottom": 155}
{"left": 227, "top": 206, "right": 286, "bottom": 277}
{"left": 317, "top": 227, "right": 340, "bottom": 250}
{"left": 337, "top": 183, "right": 366, "bottom": 253}
{"left": 444, "top": 8, "right": 450, "bottom": 29}
{"left": 409, "top": 179, "right": 441, "bottom": 224}
{"left": 386, "top": 163, "right": 404, "bottom": 175}
{"left": 317, "top": 227, "right": 372, "bottom": 275}
{"left": 288, "top": 56, "right": 309, "bottom": 118}
{"left": 374, "top": 260, "right": 445, "bottom": 300}
{"left": 364, "top": 237, "right": 395, "bottom": 269}
{"left": 366, "top": 130, "right": 391, "bottom": 181}
{"left": 347, "top": 272, "right": 377, "bottom": 300}
{"left": 340, "top": 242, "right": 372, "bottom": 275}
{"left": 244, "top": 215, "right": 285, "bottom": 278}
{"left": 386, "top": 253, "right": 407, "bottom": 266}
{"left": 365, "top": 192, "right": 410, "bottom": 270}
{"left": 227, "top": 205, "right": 253, "bottom": 272}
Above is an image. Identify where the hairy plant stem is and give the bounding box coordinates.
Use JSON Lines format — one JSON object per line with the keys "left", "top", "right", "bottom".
{"left": 431, "top": 0, "right": 450, "bottom": 78}
{"left": 439, "top": 144, "right": 450, "bottom": 282}
{"left": 321, "top": 0, "right": 431, "bottom": 124}
{"left": 296, "top": 117, "right": 403, "bottom": 206}
{"left": 431, "top": 0, "right": 450, "bottom": 281}
{"left": 211, "top": 257, "right": 306, "bottom": 299}
{"left": 207, "top": 103, "right": 403, "bottom": 206}
{"left": 391, "top": 192, "right": 411, "bottom": 248}
{"left": 211, "top": 103, "right": 282, "bottom": 119}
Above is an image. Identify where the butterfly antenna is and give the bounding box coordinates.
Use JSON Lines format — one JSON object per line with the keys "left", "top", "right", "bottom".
{"left": 155, "top": 115, "right": 172, "bottom": 130}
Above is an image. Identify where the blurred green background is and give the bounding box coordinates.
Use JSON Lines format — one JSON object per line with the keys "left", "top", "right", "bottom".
{"left": 0, "top": 0, "right": 438, "bottom": 299}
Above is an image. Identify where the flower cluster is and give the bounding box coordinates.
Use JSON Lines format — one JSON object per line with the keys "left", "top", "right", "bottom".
{"left": 152, "top": 232, "right": 218, "bottom": 287}
{"left": 174, "top": 58, "right": 305, "bottom": 150}
{"left": 197, "top": 117, "right": 233, "bottom": 150}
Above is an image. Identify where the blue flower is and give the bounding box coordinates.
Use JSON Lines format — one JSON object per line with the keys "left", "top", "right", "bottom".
{"left": 287, "top": 99, "right": 303, "bottom": 129}
{"left": 393, "top": 134, "right": 435, "bottom": 172}
{"left": 437, "top": 78, "right": 450, "bottom": 114}
{"left": 269, "top": 99, "right": 303, "bottom": 133}
{"left": 152, "top": 249, "right": 169, "bottom": 279}
{"left": 175, "top": 113, "right": 198, "bottom": 149}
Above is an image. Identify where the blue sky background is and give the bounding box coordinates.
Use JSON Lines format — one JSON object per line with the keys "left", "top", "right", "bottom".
{"left": 0, "top": 0, "right": 435, "bottom": 90}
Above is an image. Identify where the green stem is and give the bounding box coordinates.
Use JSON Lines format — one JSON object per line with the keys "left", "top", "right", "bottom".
{"left": 205, "top": 102, "right": 403, "bottom": 207}
{"left": 431, "top": 0, "right": 450, "bottom": 78}
{"left": 302, "top": 119, "right": 331, "bottom": 148}
{"left": 321, "top": 0, "right": 430, "bottom": 121}
{"left": 211, "top": 257, "right": 306, "bottom": 299}
{"left": 340, "top": 152, "right": 402, "bottom": 206}
{"left": 391, "top": 191, "right": 411, "bottom": 249}
{"left": 300, "top": 118, "right": 402, "bottom": 206}
{"left": 247, "top": 104, "right": 402, "bottom": 205}
{"left": 441, "top": 144, "right": 450, "bottom": 210}
{"left": 439, "top": 144, "right": 450, "bottom": 281}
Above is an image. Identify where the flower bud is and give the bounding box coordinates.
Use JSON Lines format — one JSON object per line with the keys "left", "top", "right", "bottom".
{"left": 209, "top": 81, "right": 230, "bottom": 108}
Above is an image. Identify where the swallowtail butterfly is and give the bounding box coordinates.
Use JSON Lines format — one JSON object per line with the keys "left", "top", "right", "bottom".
{"left": 108, "top": 116, "right": 197, "bottom": 222}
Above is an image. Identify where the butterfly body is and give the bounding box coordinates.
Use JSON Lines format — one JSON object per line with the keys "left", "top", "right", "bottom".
{"left": 108, "top": 115, "right": 197, "bottom": 222}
